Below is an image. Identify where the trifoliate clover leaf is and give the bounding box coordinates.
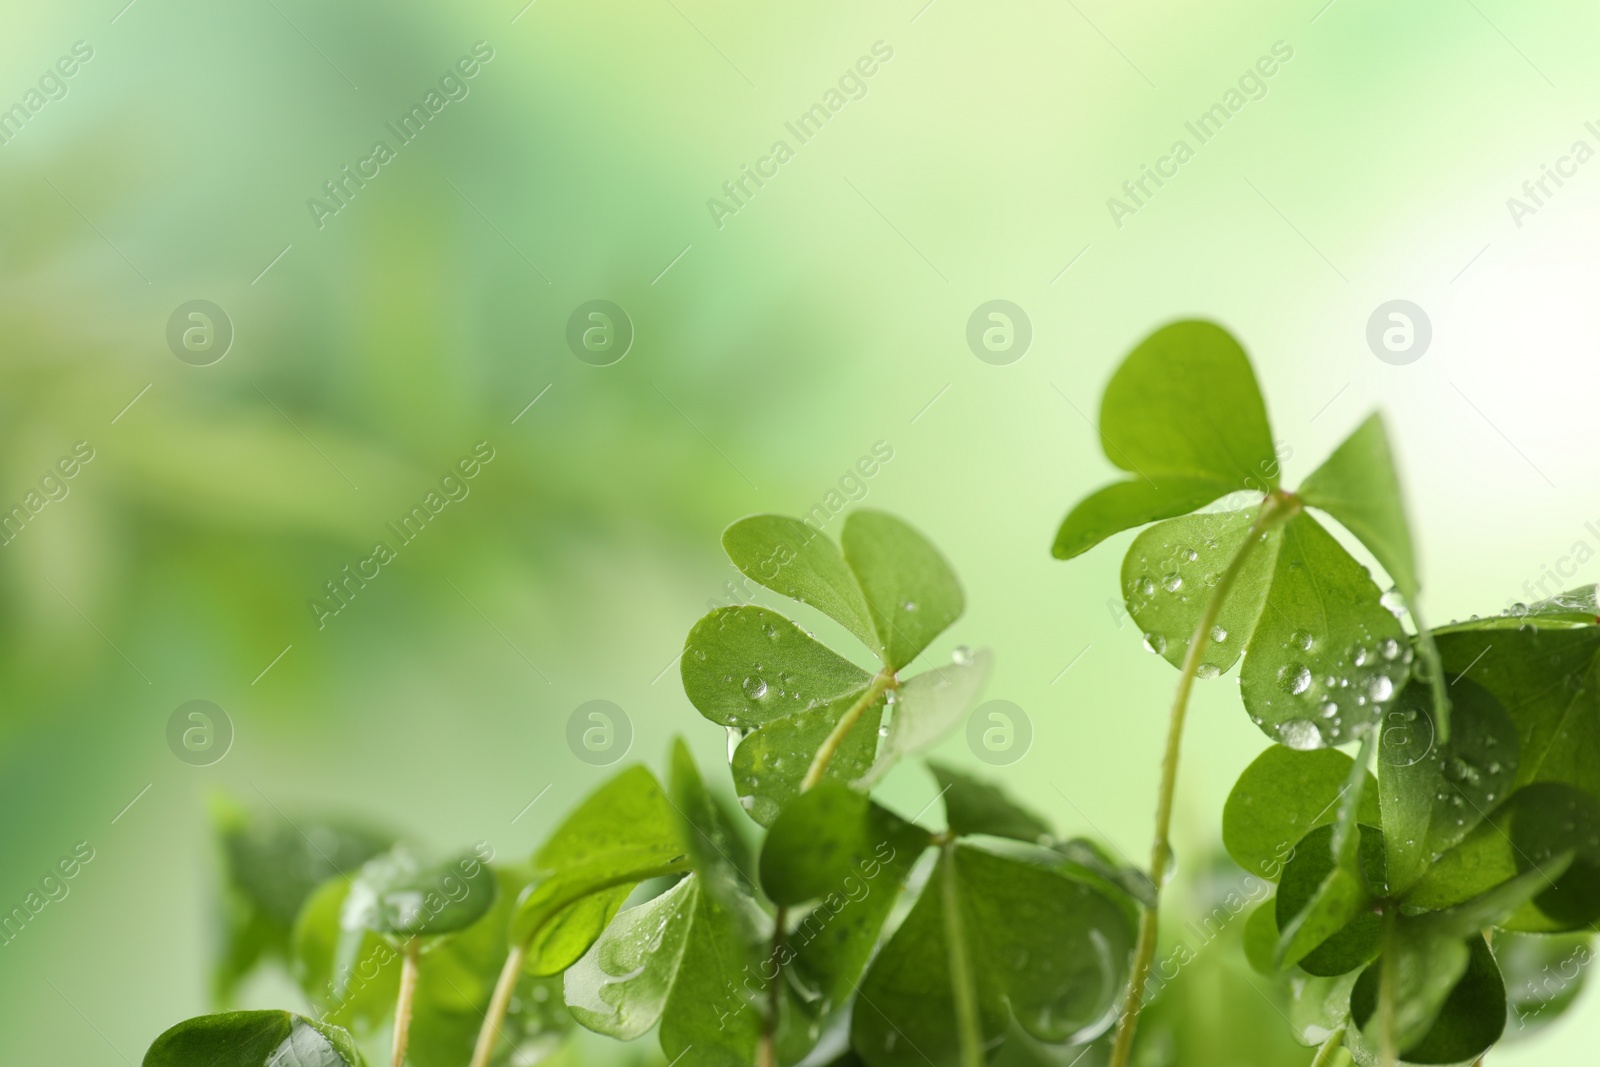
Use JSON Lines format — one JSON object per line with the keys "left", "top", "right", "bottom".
{"left": 684, "top": 510, "right": 988, "bottom": 826}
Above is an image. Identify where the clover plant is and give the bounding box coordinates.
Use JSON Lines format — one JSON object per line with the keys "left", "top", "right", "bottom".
{"left": 137, "top": 322, "right": 1596, "bottom": 1067}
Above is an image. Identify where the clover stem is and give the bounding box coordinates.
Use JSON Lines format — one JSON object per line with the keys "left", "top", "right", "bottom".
{"left": 800, "top": 668, "right": 897, "bottom": 791}
{"left": 1310, "top": 1027, "right": 1347, "bottom": 1067}
{"left": 469, "top": 942, "right": 526, "bottom": 1067}
{"left": 1380, "top": 908, "right": 1399, "bottom": 1067}
{"left": 1107, "top": 492, "right": 1298, "bottom": 1067}
{"left": 392, "top": 939, "right": 420, "bottom": 1067}
{"left": 758, "top": 906, "right": 786, "bottom": 1067}
{"left": 939, "top": 842, "right": 984, "bottom": 1067}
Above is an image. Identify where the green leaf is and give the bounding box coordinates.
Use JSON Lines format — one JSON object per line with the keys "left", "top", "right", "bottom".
{"left": 859, "top": 652, "right": 993, "bottom": 786}
{"left": 339, "top": 845, "right": 497, "bottom": 941}
{"left": 1406, "top": 782, "right": 1600, "bottom": 931}
{"left": 929, "top": 761, "right": 1052, "bottom": 844}
{"left": 1433, "top": 625, "right": 1600, "bottom": 801}
{"left": 1495, "top": 931, "right": 1594, "bottom": 1039}
{"left": 841, "top": 510, "right": 965, "bottom": 670}
{"left": 1240, "top": 512, "right": 1411, "bottom": 750}
{"left": 1052, "top": 321, "right": 1279, "bottom": 558}
{"left": 1299, "top": 412, "right": 1450, "bottom": 741}
{"left": 1224, "top": 745, "right": 1380, "bottom": 884}
{"left": 1052, "top": 476, "right": 1238, "bottom": 561}
{"left": 723, "top": 514, "right": 880, "bottom": 655}
{"left": 681, "top": 606, "right": 872, "bottom": 728}
{"left": 758, "top": 783, "right": 931, "bottom": 1015}
{"left": 1288, "top": 971, "right": 1359, "bottom": 1048}
{"left": 1242, "top": 900, "right": 1280, "bottom": 975}
{"left": 732, "top": 686, "right": 886, "bottom": 827}
{"left": 142, "top": 1011, "right": 363, "bottom": 1067}
{"left": 511, "top": 765, "right": 687, "bottom": 974}
{"left": 291, "top": 877, "right": 400, "bottom": 1028}
{"left": 1377, "top": 677, "right": 1520, "bottom": 895}
{"left": 564, "top": 874, "right": 699, "bottom": 1040}
{"left": 852, "top": 845, "right": 1136, "bottom": 1064}
{"left": 1120, "top": 506, "right": 1282, "bottom": 675}
{"left": 1348, "top": 933, "right": 1505, "bottom": 1064}
{"left": 210, "top": 799, "right": 393, "bottom": 1003}
{"left": 1299, "top": 414, "right": 1418, "bottom": 607}
{"left": 1275, "top": 824, "right": 1386, "bottom": 975}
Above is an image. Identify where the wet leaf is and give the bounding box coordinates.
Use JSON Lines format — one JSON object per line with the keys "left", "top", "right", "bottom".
{"left": 841, "top": 510, "right": 965, "bottom": 670}
{"left": 1377, "top": 677, "right": 1519, "bottom": 895}
{"left": 1347, "top": 933, "right": 1505, "bottom": 1065}
{"left": 510, "top": 765, "right": 687, "bottom": 975}
{"left": 1120, "top": 506, "right": 1281, "bottom": 675}
{"left": 929, "top": 761, "right": 1052, "bottom": 844}
{"left": 852, "top": 845, "right": 1135, "bottom": 1064}
{"left": 682, "top": 606, "right": 871, "bottom": 728}
{"left": 142, "top": 1011, "right": 363, "bottom": 1067}
{"left": 1240, "top": 512, "right": 1411, "bottom": 750}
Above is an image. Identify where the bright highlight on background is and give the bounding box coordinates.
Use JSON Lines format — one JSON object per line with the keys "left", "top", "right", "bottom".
{"left": 2, "top": 0, "right": 1598, "bottom": 1064}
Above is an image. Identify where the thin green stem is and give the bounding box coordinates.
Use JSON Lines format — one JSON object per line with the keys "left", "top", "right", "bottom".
{"left": 758, "top": 904, "right": 786, "bottom": 1067}
{"left": 1380, "top": 908, "right": 1398, "bottom": 1067}
{"left": 1310, "top": 1027, "right": 1346, "bottom": 1067}
{"left": 939, "top": 843, "right": 983, "bottom": 1067}
{"left": 392, "top": 940, "right": 420, "bottom": 1067}
{"left": 1107, "top": 492, "right": 1298, "bottom": 1067}
{"left": 801, "top": 668, "right": 897, "bottom": 790}
{"left": 468, "top": 859, "right": 689, "bottom": 1067}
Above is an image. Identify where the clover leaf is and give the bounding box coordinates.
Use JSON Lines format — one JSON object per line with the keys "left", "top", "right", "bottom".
{"left": 142, "top": 1011, "right": 364, "bottom": 1067}
{"left": 1058, "top": 321, "right": 1436, "bottom": 751}
{"left": 684, "top": 510, "right": 989, "bottom": 825}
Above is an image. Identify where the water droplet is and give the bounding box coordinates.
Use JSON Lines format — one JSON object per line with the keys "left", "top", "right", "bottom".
{"left": 1143, "top": 633, "right": 1168, "bottom": 655}
{"left": 1278, "top": 664, "right": 1312, "bottom": 696}
{"left": 1137, "top": 577, "right": 1156, "bottom": 598}
{"left": 952, "top": 645, "right": 973, "bottom": 666}
{"left": 743, "top": 676, "right": 768, "bottom": 700}
{"left": 1162, "top": 572, "right": 1184, "bottom": 592}
{"left": 1290, "top": 630, "right": 1315, "bottom": 652}
{"left": 1211, "top": 625, "right": 1228, "bottom": 643}
{"left": 1280, "top": 719, "right": 1321, "bottom": 750}
{"left": 1319, "top": 701, "right": 1339, "bottom": 719}
{"left": 1350, "top": 645, "right": 1370, "bottom": 668}
{"left": 1196, "top": 664, "right": 1220, "bottom": 679}
{"left": 1182, "top": 548, "right": 1198, "bottom": 562}
{"left": 1379, "top": 638, "right": 1401, "bottom": 661}
{"left": 1366, "top": 676, "right": 1394, "bottom": 703}
{"left": 1381, "top": 588, "right": 1406, "bottom": 616}
{"left": 901, "top": 600, "right": 918, "bottom": 612}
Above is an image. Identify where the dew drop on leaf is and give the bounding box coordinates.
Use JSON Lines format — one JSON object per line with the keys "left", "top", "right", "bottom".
{"left": 1277, "top": 664, "right": 1312, "bottom": 696}
{"left": 743, "top": 677, "right": 768, "bottom": 700}
{"left": 1196, "top": 664, "right": 1220, "bottom": 679}
{"left": 901, "top": 600, "right": 918, "bottom": 612}
{"left": 1162, "top": 572, "right": 1184, "bottom": 592}
{"left": 1143, "top": 633, "right": 1167, "bottom": 655}
{"left": 1279, "top": 719, "right": 1321, "bottom": 750}
{"left": 1290, "top": 630, "right": 1315, "bottom": 652}
{"left": 1137, "top": 577, "right": 1156, "bottom": 598}
{"left": 1210, "top": 625, "right": 1228, "bottom": 643}
{"left": 1380, "top": 587, "right": 1406, "bottom": 617}
{"left": 1366, "top": 676, "right": 1394, "bottom": 703}
{"left": 952, "top": 645, "right": 973, "bottom": 666}
{"left": 1379, "top": 638, "right": 1401, "bottom": 661}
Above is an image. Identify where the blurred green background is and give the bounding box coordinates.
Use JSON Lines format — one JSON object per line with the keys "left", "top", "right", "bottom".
{"left": 3, "top": 0, "right": 1598, "bottom": 1062}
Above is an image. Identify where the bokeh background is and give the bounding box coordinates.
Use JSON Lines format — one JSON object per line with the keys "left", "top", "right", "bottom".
{"left": 3, "top": 0, "right": 1599, "bottom": 1063}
